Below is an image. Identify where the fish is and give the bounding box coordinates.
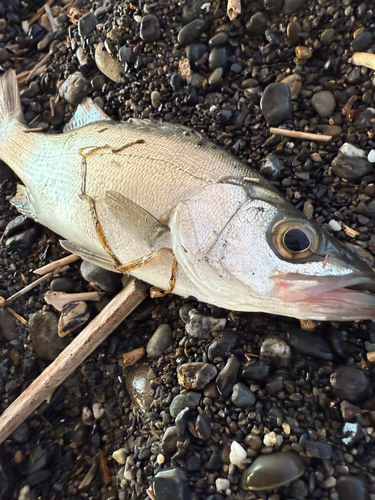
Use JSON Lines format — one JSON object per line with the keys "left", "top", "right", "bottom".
{"left": 0, "top": 69, "right": 375, "bottom": 321}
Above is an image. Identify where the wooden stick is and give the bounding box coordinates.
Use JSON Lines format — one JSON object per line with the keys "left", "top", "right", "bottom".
{"left": 0, "top": 278, "right": 147, "bottom": 445}
{"left": 34, "top": 254, "right": 80, "bottom": 275}
{"left": 270, "top": 127, "right": 332, "bottom": 142}
{"left": 0, "top": 272, "right": 54, "bottom": 309}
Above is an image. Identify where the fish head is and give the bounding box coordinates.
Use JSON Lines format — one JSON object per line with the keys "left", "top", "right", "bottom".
{"left": 172, "top": 181, "right": 375, "bottom": 321}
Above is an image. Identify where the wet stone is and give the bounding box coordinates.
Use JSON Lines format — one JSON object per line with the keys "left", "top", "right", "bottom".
{"left": 264, "top": 0, "right": 283, "bottom": 13}
{"left": 186, "top": 43, "right": 207, "bottom": 64}
{"left": 59, "top": 72, "right": 87, "bottom": 105}
{"left": 331, "top": 143, "right": 374, "bottom": 181}
{"left": 151, "top": 91, "right": 161, "bottom": 109}
{"left": 170, "top": 391, "right": 201, "bottom": 417}
{"left": 281, "top": 74, "right": 302, "bottom": 99}
{"left": 118, "top": 46, "right": 132, "bottom": 63}
{"left": 241, "top": 451, "right": 305, "bottom": 491}
{"left": 0, "top": 308, "right": 19, "bottom": 341}
{"left": 185, "top": 309, "right": 226, "bottom": 338}
{"left": 58, "top": 301, "right": 90, "bottom": 337}
{"left": 231, "top": 383, "right": 255, "bottom": 408}
{"left": 209, "top": 46, "right": 229, "bottom": 71}
{"left": 50, "top": 277, "right": 77, "bottom": 293}
{"left": 170, "top": 73, "right": 181, "bottom": 90}
{"left": 175, "top": 407, "right": 190, "bottom": 436}
{"left": 186, "top": 455, "right": 201, "bottom": 471}
{"left": 246, "top": 12, "right": 267, "bottom": 37}
{"left": 28, "top": 310, "right": 68, "bottom": 361}
{"left": 216, "top": 356, "right": 240, "bottom": 399}
{"left": 311, "top": 90, "right": 336, "bottom": 117}
{"left": 352, "top": 31, "right": 373, "bottom": 51}
{"left": 95, "top": 42, "right": 124, "bottom": 83}
{"left": 208, "top": 67, "right": 223, "bottom": 86}
{"left": 321, "top": 28, "right": 336, "bottom": 45}
{"left": 242, "top": 359, "right": 270, "bottom": 381}
{"left": 287, "top": 330, "right": 333, "bottom": 360}
{"left": 195, "top": 413, "right": 211, "bottom": 439}
{"left": 80, "top": 261, "right": 122, "bottom": 293}
{"left": 78, "top": 12, "right": 97, "bottom": 38}
{"left": 283, "top": 0, "right": 307, "bottom": 13}
{"left": 336, "top": 475, "right": 369, "bottom": 500}
{"left": 178, "top": 19, "right": 206, "bottom": 46}
{"left": 140, "top": 15, "right": 160, "bottom": 43}
{"left": 207, "top": 331, "right": 237, "bottom": 361}
{"left": 5, "top": 226, "right": 40, "bottom": 248}
{"left": 295, "top": 46, "right": 313, "bottom": 60}
{"left": 286, "top": 20, "right": 301, "bottom": 46}
{"left": 11, "top": 422, "right": 29, "bottom": 444}
{"left": 209, "top": 32, "right": 228, "bottom": 47}
{"left": 260, "top": 336, "right": 291, "bottom": 366}
{"left": 260, "top": 83, "right": 292, "bottom": 126}
{"left": 28, "top": 445, "right": 48, "bottom": 474}
{"left": 330, "top": 366, "right": 371, "bottom": 403}
{"left": 177, "top": 362, "right": 217, "bottom": 390}
{"left": 153, "top": 467, "right": 192, "bottom": 500}
{"left": 305, "top": 441, "right": 333, "bottom": 460}
{"left": 260, "top": 155, "right": 283, "bottom": 179}
{"left": 354, "top": 108, "right": 375, "bottom": 131}
{"left": 206, "top": 448, "right": 223, "bottom": 470}
{"left": 125, "top": 365, "right": 154, "bottom": 413}
{"left": 146, "top": 324, "right": 173, "bottom": 358}
{"left": 161, "top": 426, "right": 180, "bottom": 455}
{"left": 0, "top": 47, "right": 9, "bottom": 63}
{"left": 182, "top": 0, "right": 203, "bottom": 24}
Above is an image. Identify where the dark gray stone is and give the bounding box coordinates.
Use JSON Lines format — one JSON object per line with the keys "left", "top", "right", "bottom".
{"left": 175, "top": 407, "right": 190, "bottom": 436}
{"left": 28, "top": 311, "right": 68, "bottom": 361}
{"left": 287, "top": 330, "right": 333, "bottom": 360}
{"left": 80, "top": 261, "right": 122, "bottom": 293}
{"left": 260, "top": 83, "right": 292, "bottom": 125}
{"left": 153, "top": 468, "right": 192, "bottom": 500}
{"left": 216, "top": 356, "right": 240, "bottom": 399}
{"left": 246, "top": 12, "right": 267, "bottom": 36}
{"left": 208, "top": 331, "right": 238, "bottom": 361}
{"left": 195, "top": 414, "right": 211, "bottom": 439}
{"left": 351, "top": 31, "right": 373, "bottom": 51}
{"left": 331, "top": 367, "right": 371, "bottom": 403}
{"left": 209, "top": 46, "right": 230, "bottom": 71}
{"left": 178, "top": 19, "right": 206, "bottom": 46}
{"left": 231, "top": 382, "right": 256, "bottom": 407}
{"left": 242, "top": 359, "right": 270, "bottom": 381}
{"left": 140, "top": 15, "right": 160, "bottom": 42}
{"left": 305, "top": 441, "right": 333, "bottom": 460}
{"left": 78, "top": 12, "right": 97, "bottom": 38}
{"left": 147, "top": 324, "right": 173, "bottom": 358}
{"left": 336, "top": 476, "right": 369, "bottom": 500}
{"left": 186, "top": 43, "right": 207, "bottom": 64}
{"left": 170, "top": 391, "right": 201, "bottom": 417}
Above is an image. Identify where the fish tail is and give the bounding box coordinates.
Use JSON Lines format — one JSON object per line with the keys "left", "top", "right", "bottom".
{"left": 0, "top": 70, "right": 23, "bottom": 130}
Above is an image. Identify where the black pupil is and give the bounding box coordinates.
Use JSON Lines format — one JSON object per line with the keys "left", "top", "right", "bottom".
{"left": 284, "top": 228, "right": 310, "bottom": 252}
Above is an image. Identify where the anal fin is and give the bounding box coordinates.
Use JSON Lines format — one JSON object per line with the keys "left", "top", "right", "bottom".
{"left": 10, "top": 184, "right": 37, "bottom": 220}
{"left": 60, "top": 240, "right": 117, "bottom": 272}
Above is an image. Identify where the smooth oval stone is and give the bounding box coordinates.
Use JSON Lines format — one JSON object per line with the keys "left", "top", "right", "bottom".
{"left": 182, "top": 0, "right": 203, "bottom": 24}
{"left": 95, "top": 41, "right": 124, "bottom": 83}
{"left": 186, "top": 43, "right": 207, "bottom": 64}
{"left": 0, "top": 308, "right": 19, "bottom": 341}
{"left": 311, "top": 90, "right": 336, "bottom": 117}
{"left": 28, "top": 311, "right": 68, "bottom": 361}
{"left": 286, "top": 20, "right": 301, "bottom": 46}
{"left": 231, "top": 382, "right": 256, "bottom": 407}
{"left": 140, "top": 14, "right": 160, "bottom": 42}
{"left": 281, "top": 74, "right": 302, "bottom": 99}
{"left": 207, "top": 331, "right": 238, "bottom": 361}
{"left": 170, "top": 391, "right": 201, "bottom": 417}
{"left": 242, "top": 359, "right": 270, "bottom": 381}
{"left": 118, "top": 46, "right": 132, "bottom": 63}
{"left": 125, "top": 365, "right": 154, "bottom": 413}
{"left": 216, "top": 356, "right": 240, "bottom": 399}
{"left": 147, "top": 324, "right": 173, "bottom": 358}
{"left": 283, "top": 0, "right": 307, "bottom": 13}
{"left": 208, "top": 67, "right": 223, "bottom": 85}
{"left": 50, "top": 277, "right": 77, "bottom": 293}
{"left": 170, "top": 73, "right": 181, "bottom": 90}
{"left": 208, "top": 32, "right": 228, "bottom": 47}
{"left": 321, "top": 28, "right": 335, "bottom": 46}
{"left": 153, "top": 467, "right": 192, "bottom": 500}
{"left": 331, "top": 143, "right": 373, "bottom": 181}
{"left": 260, "top": 83, "right": 292, "bottom": 126}
{"left": 209, "top": 46, "right": 229, "bottom": 71}
{"left": 58, "top": 301, "right": 90, "bottom": 337}
{"left": 161, "top": 426, "right": 180, "bottom": 454}
{"left": 196, "top": 413, "right": 211, "bottom": 439}
{"left": 336, "top": 476, "right": 369, "bottom": 500}
{"left": 177, "top": 362, "right": 217, "bottom": 390}
{"left": 260, "top": 155, "right": 283, "bottom": 179}
{"left": 287, "top": 330, "right": 333, "bottom": 360}
{"left": 58, "top": 71, "right": 87, "bottom": 105}
{"left": 246, "top": 12, "right": 267, "bottom": 36}
{"left": 175, "top": 407, "right": 189, "bottom": 436}
{"left": 178, "top": 19, "right": 205, "bottom": 46}
{"left": 305, "top": 441, "right": 332, "bottom": 459}
{"left": 330, "top": 366, "right": 371, "bottom": 403}
{"left": 351, "top": 31, "right": 373, "bottom": 51}
{"left": 260, "top": 336, "right": 291, "bottom": 366}
{"left": 241, "top": 452, "right": 305, "bottom": 491}
{"left": 80, "top": 261, "right": 122, "bottom": 293}
{"left": 5, "top": 226, "right": 40, "bottom": 248}
{"left": 317, "top": 124, "right": 342, "bottom": 137}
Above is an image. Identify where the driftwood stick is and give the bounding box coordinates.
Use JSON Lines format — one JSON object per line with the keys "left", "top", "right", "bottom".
{"left": 270, "top": 127, "right": 332, "bottom": 142}
{"left": 0, "top": 272, "right": 54, "bottom": 309}
{"left": 0, "top": 278, "right": 147, "bottom": 445}
{"left": 34, "top": 254, "right": 80, "bottom": 275}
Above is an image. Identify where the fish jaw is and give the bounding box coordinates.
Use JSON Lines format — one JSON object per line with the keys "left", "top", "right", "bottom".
{"left": 272, "top": 272, "right": 375, "bottom": 321}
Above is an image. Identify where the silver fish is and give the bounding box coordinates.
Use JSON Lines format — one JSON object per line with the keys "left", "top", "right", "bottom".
{"left": 1, "top": 70, "right": 375, "bottom": 321}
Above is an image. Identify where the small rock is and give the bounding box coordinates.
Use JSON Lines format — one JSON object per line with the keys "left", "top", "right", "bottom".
{"left": 140, "top": 14, "right": 160, "bottom": 42}
{"left": 28, "top": 310, "right": 68, "bottom": 361}
{"left": 50, "top": 277, "right": 78, "bottom": 293}
{"left": 231, "top": 383, "right": 255, "bottom": 407}
{"left": 215, "top": 478, "right": 230, "bottom": 494}
{"left": 177, "top": 362, "right": 217, "bottom": 390}
{"left": 153, "top": 468, "right": 192, "bottom": 500}
{"left": 125, "top": 365, "right": 154, "bottom": 413}
{"left": 305, "top": 441, "right": 333, "bottom": 459}
{"left": 58, "top": 301, "right": 90, "bottom": 337}
{"left": 178, "top": 19, "right": 206, "bottom": 46}
{"left": 146, "top": 324, "right": 173, "bottom": 358}
{"left": 263, "top": 431, "right": 278, "bottom": 447}
{"left": 229, "top": 441, "right": 247, "bottom": 469}
{"left": 260, "top": 336, "right": 291, "bottom": 366}
{"left": 92, "top": 402, "right": 105, "bottom": 420}
{"left": 354, "top": 108, "right": 375, "bottom": 131}
{"left": 331, "top": 143, "right": 374, "bottom": 181}
{"left": 113, "top": 448, "right": 127, "bottom": 465}
{"left": 281, "top": 74, "right": 302, "bottom": 99}
{"left": 78, "top": 12, "right": 97, "bottom": 38}
{"left": 0, "top": 309, "right": 19, "bottom": 341}
{"left": 207, "top": 331, "right": 238, "bottom": 361}
{"left": 321, "top": 28, "right": 336, "bottom": 45}
{"left": 246, "top": 12, "right": 267, "bottom": 36}
{"left": 118, "top": 46, "right": 132, "bottom": 63}
{"left": 283, "top": 0, "right": 307, "bottom": 13}
{"left": 336, "top": 475, "right": 369, "bottom": 500}
{"left": 209, "top": 46, "right": 229, "bottom": 71}
{"left": 195, "top": 413, "right": 211, "bottom": 439}
{"left": 351, "top": 31, "right": 373, "bottom": 51}
{"left": 208, "top": 67, "right": 223, "bottom": 86}
{"left": 59, "top": 72, "right": 87, "bottom": 105}
{"left": 295, "top": 46, "right": 312, "bottom": 60}
{"left": 330, "top": 366, "right": 371, "bottom": 403}
{"left": 170, "top": 391, "right": 201, "bottom": 417}
{"left": 242, "top": 359, "right": 270, "bottom": 381}
{"left": 311, "top": 90, "right": 336, "bottom": 117}
{"left": 287, "top": 330, "right": 333, "bottom": 360}
{"left": 368, "top": 150, "right": 375, "bottom": 163}
{"left": 216, "top": 356, "right": 240, "bottom": 399}
{"left": 151, "top": 91, "right": 161, "bottom": 109}
{"left": 185, "top": 309, "right": 226, "bottom": 338}
{"left": 317, "top": 125, "right": 342, "bottom": 137}
{"left": 286, "top": 20, "right": 301, "bottom": 46}
{"left": 161, "top": 426, "right": 180, "bottom": 454}
{"left": 186, "top": 43, "right": 207, "bottom": 64}
{"left": 80, "top": 261, "right": 122, "bottom": 293}
{"left": 175, "top": 407, "right": 189, "bottom": 436}
{"left": 260, "top": 83, "right": 292, "bottom": 126}
{"left": 260, "top": 155, "right": 283, "bottom": 179}
{"left": 95, "top": 42, "right": 124, "bottom": 83}
{"left": 5, "top": 226, "right": 40, "bottom": 248}
{"left": 342, "top": 422, "right": 361, "bottom": 446}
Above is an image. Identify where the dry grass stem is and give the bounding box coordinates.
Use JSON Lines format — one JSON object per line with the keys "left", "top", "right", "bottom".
{"left": 270, "top": 127, "right": 332, "bottom": 142}
{"left": 1, "top": 272, "right": 54, "bottom": 309}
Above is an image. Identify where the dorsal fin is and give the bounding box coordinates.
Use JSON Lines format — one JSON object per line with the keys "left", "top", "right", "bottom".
{"left": 63, "top": 98, "right": 112, "bottom": 133}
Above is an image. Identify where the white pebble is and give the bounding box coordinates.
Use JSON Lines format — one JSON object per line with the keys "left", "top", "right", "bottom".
{"left": 157, "top": 453, "right": 165, "bottom": 464}
{"left": 282, "top": 422, "right": 291, "bottom": 434}
{"left": 92, "top": 402, "right": 105, "bottom": 420}
{"left": 263, "top": 431, "right": 277, "bottom": 447}
{"left": 340, "top": 142, "right": 366, "bottom": 158}
{"left": 329, "top": 219, "right": 341, "bottom": 232}
{"left": 18, "top": 486, "right": 30, "bottom": 500}
{"left": 215, "top": 478, "right": 230, "bottom": 493}
{"left": 229, "top": 440, "right": 247, "bottom": 469}
{"left": 112, "top": 448, "right": 127, "bottom": 465}
{"left": 133, "top": 15, "right": 142, "bottom": 23}
{"left": 368, "top": 150, "right": 375, "bottom": 163}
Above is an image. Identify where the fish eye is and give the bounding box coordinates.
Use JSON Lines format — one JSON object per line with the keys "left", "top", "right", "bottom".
{"left": 271, "top": 219, "right": 320, "bottom": 261}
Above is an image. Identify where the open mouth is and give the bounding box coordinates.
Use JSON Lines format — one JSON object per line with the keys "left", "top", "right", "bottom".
{"left": 272, "top": 273, "right": 375, "bottom": 321}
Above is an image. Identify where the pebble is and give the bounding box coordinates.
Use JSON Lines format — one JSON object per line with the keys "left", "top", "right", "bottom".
{"left": 368, "top": 150, "right": 375, "bottom": 163}
{"left": 12, "top": 422, "right": 29, "bottom": 444}
{"left": 265, "top": 0, "right": 283, "bottom": 12}
{"left": 0, "top": 308, "right": 19, "bottom": 341}
{"left": 5, "top": 226, "right": 40, "bottom": 248}
{"left": 0, "top": 47, "right": 9, "bottom": 63}
{"left": 28, "top": 310, "right": 68, "bottom": 361}
{"left": 231, "top": 382, "right": 255, "bottom": 407}
{"left": 58, "top": 72, "right": 87, "bottom": 105}
{"left": 208, "top": 68, "right": 223, "bottom": 86}
{"left": 215, "top": 478, "right": 230, "bottom": 494}
{"left": 216, "top": 356, "right": 240, "bottom": 399}
{"left": 151, "top": 91, "right": 161, "bottom": 109}
{"left": 161, "top": 426, "right": 179, "bottom": 454}
{"left": 317, "top": 125, "right": 342, "bottom": 137}
{"left": 260, "top": 155, "right": 283, "bottom": 179}
{"left": 78, "top": 12, "right": 97, "bottom": 38}
{"left": 260, "top": 336, "right": 291, "bottom": 366}
{"left": 260, "top": 83, "right": 292, "bottom": 126}
{"left": 207, "top": 331, "right": 237, "bottom": 361}
{"left": 208, "top": 33, "right": 228, "bottom": 47}
{"left": 321, "top": 28, "right": 336, "bottom": 45}
{"left": 80, "top": 261, "right": 122, "bottom": 293}
{"left": 331, "top": 143, "right": 374, "bottom": 181}
{"left": 281, "top": 74, "right": 302, "bottom": 99}
{"left": 146, "top": 324, "right": 173, "bottom": 358}
{"left": 95, "top": 42, "right": 124, "bottom": 83}
{"left": 229, "top": 441, "right": 247, "bottom": 469}
{"left": 153, "top": 468, "right": 192, "bottom": 500}
{"left": 125, "top": 365, "right": 154, "bottom": 413}
{"left": 140, "top": 15, "right": 160, "bottom": 42}
{"left": 286, "top": 20, "right": 301, "bottom": 46}
{"left": 175, "top": 407, "right": 189, "bottom": 436}
{"left": 186, "top": 43, "right": 207, "bottom": 64}
{"left": 195, "top": 413, "right": 211, "bottom": 439}
{"left": 185, "top": 309, "right": 226, "bottom": 338}
{"left": 170, "top": 73, "right": 181, "bottom": 90}
{"left": 305, "top": 441, "right": 333, "bottom": 459}
{"left": 311, "top": 90, "right": 336, "bottom": 117}
{"left": 286, "top": 330, "right": 333, "bottom": 360}
{"left": 208, "top": 46, "right": 229, "bottom": 71}
{"left": 113, "top": 448, "right": 127, "bottom": 465}
{"left": 241, "top": 452, "right": 305, "bottom": 491}
{"left": 178, "top": 19, "right": 206, "bottom": 46}
{"left": 336, "top": 475, "right": 369, "bottom": 500}
{"left": 58, "top": 301, "right": 90, "bottom": 337}
{"left": 351, "top": 31, "right": 373, "bottom": 51}
{"left": 50, "top": 277, "right": 77, "bottom": 293}
{"left": 118, "top": 46, "right": 132, "bottom": 63}
{"left": 18, "top": 485, "right": 30, "bottom": 500}
{"left": 283, "top": 0, "right": 307, "bottom": 13}
{"left": 263, "top": 431, "right": 278, "bottom": 447}
{"left": 246, "top": 12, "right": 267, "bottom": 37}
{"left": 330, "top": 366, "right": 371, "bottom": 403}
{"left": 177, "top": 362, "right": 217, "bottom": 390}
{"left": 170, "top": 391, "right": 201, "bottom": 417}
{"left": 354, "top": 108, "right": 375, "bottom": 131}
{"left": 92, "top": 402, "right": 105, "bottom": 419}
{"left": 295, "top": 46, "right": 313, "bottom": 60}
{"left": 242, "top": 359, "right": 270, "bottom": 381}
{"left": 342, "top": 422, "right": 361, "bottom": 446}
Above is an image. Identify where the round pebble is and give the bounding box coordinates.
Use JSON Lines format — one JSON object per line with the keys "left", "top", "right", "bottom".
{"left": 146, "top": 324, "right": 173, "bottom": 358}
{"left": 295, "top": 46, "right": 313, "bottom": 60}
{"left": 311, "top": 90, "right": 336, "bottom": 117}
{"left": 178, "top": 19, "right": 206, "bottom": 46}
{"left": 330, "top": 366, "right": 371, "bottom": 403}
{"left": 140, "top": 15, "right": 160, "bottom": 42}
{"left": 260, "top": 83, "right": 292, "bottom": 126}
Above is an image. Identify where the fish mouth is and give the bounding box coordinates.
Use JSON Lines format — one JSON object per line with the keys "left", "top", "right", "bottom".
{"left": 272, "top": 272, "right": 375, "bottom": 321}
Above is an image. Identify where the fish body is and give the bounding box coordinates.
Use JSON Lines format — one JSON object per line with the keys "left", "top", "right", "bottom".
{"left": 1, "top": 70, "right": 375, "bottom": 321}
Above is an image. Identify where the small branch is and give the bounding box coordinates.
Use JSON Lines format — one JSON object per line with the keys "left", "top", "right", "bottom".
{"left": 34, "top": 254, "right": 80, "bottom": 275}
{"left": 227, "top": 0, "right": 241, "bottom": 20}
{"left": 0, "top": 278, "right": 147, "bottom": 445}
{"left": 0, "top": 272, "right": 54, "bottom": 309}
{"left": 6, "top": 307, "right": 27, "bottom": 325}
{"left": 270, "top": 127, "right": 332, "bottom": 142}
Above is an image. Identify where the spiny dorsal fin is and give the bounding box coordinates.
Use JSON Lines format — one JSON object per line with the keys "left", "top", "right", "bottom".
{"left": 63, "top": 98, "right": 112, "bottom": 133}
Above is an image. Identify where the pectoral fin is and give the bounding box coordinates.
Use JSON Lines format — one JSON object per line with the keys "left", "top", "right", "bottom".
{"left": 105, "top": 190, "right": 169, "bottom": 250}
{"left": 60, "top": 240, "right": 117, "bottom": 271}
{"left": 10, "top": 184, "right": 37, "bottom": 220}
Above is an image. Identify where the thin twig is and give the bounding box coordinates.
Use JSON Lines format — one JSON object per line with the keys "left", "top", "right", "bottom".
{"left": 270, "top": 127, "right": 332, "bottom": 142}
{"left": 6, "top": 307, "right": 27, "bottom": 325}
{"left": 0, "top": 278, "right": 147, "bottom": 445}
{"left": 28, "top": 0, "right": 54, "bottom": 25}
{"left": 0, "top": 272, "right": 54, "bottom": 309}
{"left": 34, "top": 254, "right": 80, "bottom": 275}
